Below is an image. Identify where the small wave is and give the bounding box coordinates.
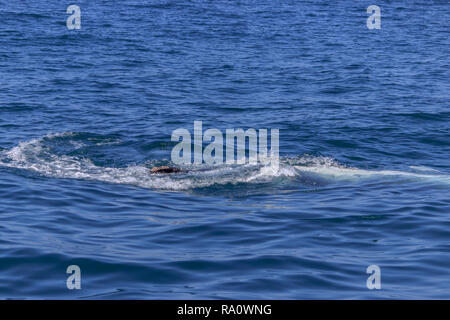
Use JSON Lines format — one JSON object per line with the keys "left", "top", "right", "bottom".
{"left": 409, "top": 166, "right": 441, "bottom": 173}
{"left": 0, "top": 133, "right": 449, "bottom": 191}
{"left": 293, "top": 158, "right": 449, "bottom": 184}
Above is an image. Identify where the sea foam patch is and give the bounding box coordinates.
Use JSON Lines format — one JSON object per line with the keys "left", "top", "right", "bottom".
{"left": 0, "top": 133, "right": 449, "bottom": 191}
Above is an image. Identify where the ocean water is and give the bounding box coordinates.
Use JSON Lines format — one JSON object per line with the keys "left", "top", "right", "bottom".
{"left": 0, "top": 0, "right": 449, "bottom": 299}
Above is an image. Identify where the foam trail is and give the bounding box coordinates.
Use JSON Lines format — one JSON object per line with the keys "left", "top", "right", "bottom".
{"left": 0, "top": 133, "right": 293, "bottom": 191}
{"left": 1, "top": 133, "right": 449, "bottom": 191}
{"left": 294, "top": 164, "right": 450, "bottom": 184}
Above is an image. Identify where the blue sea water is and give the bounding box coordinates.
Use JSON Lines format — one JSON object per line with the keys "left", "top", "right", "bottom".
{"left": 0, "top": 0, "right": 449, "bottom": 299}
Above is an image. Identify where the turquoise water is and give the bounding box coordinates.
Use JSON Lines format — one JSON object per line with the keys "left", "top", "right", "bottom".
{"left": 0, "top": 1, "right": 449, "bottom": 299}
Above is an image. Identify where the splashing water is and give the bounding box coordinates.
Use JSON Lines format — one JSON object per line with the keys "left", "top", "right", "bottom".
{"left": 0, "top": 133, "right": 448, "bottom": 192}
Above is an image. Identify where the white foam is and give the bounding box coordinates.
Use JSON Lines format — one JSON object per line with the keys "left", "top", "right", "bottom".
{"left": 294, "top": 164, "right": 450, "bottom": 184}
{"left": 0, "top": 134, "right": 292, "bottom": 190}
{"left": 1, "top": 133, "right": 449, "bottom": 191}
